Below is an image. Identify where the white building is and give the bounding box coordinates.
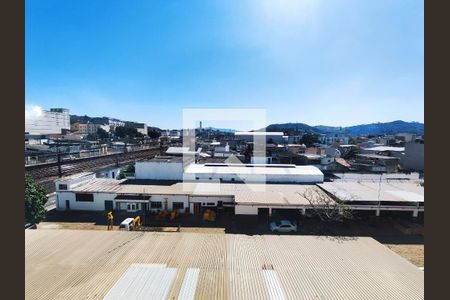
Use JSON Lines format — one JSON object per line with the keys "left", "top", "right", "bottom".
{"left": 319, "top": 134, "right": 349, "bottom": 145}
{"left": 135, "top": 157, "right": 324, "bottom": 184}
{"left": 135, "top": 156, "right": 187, "bottom": 181}
{"left": 55, "top": 172, "right": 424, "bottom": 219}
{"left": 25, "top": 108, "right": 70, "bottom": 135}
{"left": 108, "top": 118, "right": 125, "bottom": 130}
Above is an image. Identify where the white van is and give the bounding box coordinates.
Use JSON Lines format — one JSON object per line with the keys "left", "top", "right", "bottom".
{"left": 119, "top": 218, "right": 134, "bottom": 231}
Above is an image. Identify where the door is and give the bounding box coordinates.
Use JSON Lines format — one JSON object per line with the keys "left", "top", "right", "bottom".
{"left": 65, "top": 200, "right": 70, "bottom": 210}
{"left": 258, "top": 208, "right": 269, "bottom": 224}
{"left": 105, "top": 200, "right": 113, "bottom": 211}
{"left": 194, "top": 203, "right": 201, "bottom": 215}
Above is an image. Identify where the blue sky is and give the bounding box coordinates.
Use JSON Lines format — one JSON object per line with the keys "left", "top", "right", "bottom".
{"left": 26, "top": 0, "right": 424, "bottom": 130}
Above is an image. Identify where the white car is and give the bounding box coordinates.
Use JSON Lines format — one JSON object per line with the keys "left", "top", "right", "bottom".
{"left": 269, "top": 220, "right": 298, "bottom": 233}
{"left": 119, "top": 218, "right": 135, "bottom": 231}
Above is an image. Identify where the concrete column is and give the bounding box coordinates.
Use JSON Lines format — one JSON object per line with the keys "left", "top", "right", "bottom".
{"left": 302, "top": 208, "right": 306, "bottom": 215}
{"left": 412, "top": 210, "right": 419, "bottom": 218}
{"left": 375, "top": 209, "right": 380, "bottom": 217}
{"left": 269, "top": 208, "right": 272, "bottom": 216}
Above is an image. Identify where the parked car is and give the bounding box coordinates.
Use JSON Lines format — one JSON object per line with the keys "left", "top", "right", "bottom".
{"left": 269, "top": 220, "right": 298, "bottom": 233}
{"left": 25, "top": 223, "right": 37, "bottom": 230}
{"left": 119, "top": 218, "right": 135, "bottom": 231}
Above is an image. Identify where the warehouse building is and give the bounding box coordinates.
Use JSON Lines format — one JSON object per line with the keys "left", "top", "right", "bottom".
{"left": 26, "top": 230, "right": 424, "bottom": 300}
{"left": 135, "top": 157, "right": 324, "bottom": 183}
{"left": 318, "top": 181, "right": 424, "bottom": 217}
{"left": 55, "top": 173, "right": 324, "bottom": 217}
{"left": 55, "top": 171, "right": 424, "bottom": 220}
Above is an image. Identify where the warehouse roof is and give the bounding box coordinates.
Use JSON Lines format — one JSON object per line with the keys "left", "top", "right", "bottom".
{"left": 184, "top": 163, "right": 324, "bottom": 177}
{"left": 362, "top": 146, "right": 405, "bottom": 152}
{"left": 26, "top": 230, "right": 424, "bottom": 300}
{"left": 165, "top": 147, "right": 201, "bottom": 155}
{"left": 318, "top": 181, "right": 424, "bottom": 203}
{"left": 118, "top": 182, "right": 324, "bottom": 206}
{"left": 55, "top": 172, "right": 94, "bottom": 183}
{"left": 333, "top": 172, "right": 421, "bottom": 181}
{"left": 71, "top": 178, "right": 126, "bottom": 193}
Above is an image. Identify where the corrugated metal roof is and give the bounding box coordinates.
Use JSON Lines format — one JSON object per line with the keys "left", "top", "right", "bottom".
{"left": 177, "top": 268, "right": 200, "bottom": 300}
{"left": 71, "top": 178, "right": 126, "bottom": 193}
{"left": 56, "top": 172, "right": 94, "bottom": 183}
{"left": 318, "top": 181, "right": 424, "bottom": 203}
{"left": 26, "top": 230, "right": 424, "bottom": 300}
{"left": 103, "top": 265, "right": 177, "bottom": 300}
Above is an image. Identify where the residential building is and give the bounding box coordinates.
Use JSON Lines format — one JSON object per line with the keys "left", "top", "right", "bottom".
{"left": 352, "top": 154, "right": 400, "bottom": 173}
{"left": 129, "top": 122, "right": 148, "bottom": 136}
{"left": 71, "top": 122, "right": 110, "bottom": 135}
{"left": 401, "top": 141, "right": 424, "bottom": 171}
{"left": 319, "top": 134, "right": 349, "bottom": 145}
{"left": 234, "top": 132, "right": 284, "bottom": 144}
{"left": 108, "top": 118, "right": 125, "bottom": 131}
{"left": 25, "top": 108, "right": 70, "bottom": 135}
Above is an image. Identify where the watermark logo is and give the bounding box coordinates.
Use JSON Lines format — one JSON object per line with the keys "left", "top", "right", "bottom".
{"left": 182, "top": 108, "right": 269, "bottom": 193}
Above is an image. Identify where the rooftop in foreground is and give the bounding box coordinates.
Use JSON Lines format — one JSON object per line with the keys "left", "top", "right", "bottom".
{"left": 26, "top": 230, "right": 423, "bottom": 300}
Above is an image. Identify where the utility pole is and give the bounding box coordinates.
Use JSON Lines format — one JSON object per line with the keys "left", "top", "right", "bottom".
{"left": 57, "top": 139, "right": 62, "bottom": 178}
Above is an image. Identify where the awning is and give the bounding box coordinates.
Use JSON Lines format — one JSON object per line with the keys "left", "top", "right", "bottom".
{"left": 114, "top": 195, "right": 151, "bottom": 203}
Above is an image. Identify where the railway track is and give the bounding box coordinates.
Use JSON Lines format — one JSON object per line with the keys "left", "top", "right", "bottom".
{"left": 25, "top": 147, "right": 163, "bottom": 193}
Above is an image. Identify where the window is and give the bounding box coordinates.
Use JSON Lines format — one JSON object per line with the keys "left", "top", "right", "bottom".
{"left": 58, "top": 184, "right": 68, "bottom": 190}
{"left": 209, "top": 177, "right": 212, "bottom": 180}
{"left": 75, "top": 193, "right": 94, "bottom": 202}
{"left": 195, "top": 177, "right": 199, "bottom": 180}
{"left": 173, "top": 202, "right": 184, "bottom": 210}
{"left": 151, "top": 201, "right": 162, "bottom": 209}
{"left": 231, "top": 178, "right": 235, "bottom": 182}
{"left": 127, "top": 203, "right": 138, "bottom": 211}
{"left": 207, "top": 202, "right": 215, "bottom": 206}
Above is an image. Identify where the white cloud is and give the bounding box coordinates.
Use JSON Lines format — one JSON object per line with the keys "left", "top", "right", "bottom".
{"left": 25, "top": 104, "right": 44, "bottom": 120}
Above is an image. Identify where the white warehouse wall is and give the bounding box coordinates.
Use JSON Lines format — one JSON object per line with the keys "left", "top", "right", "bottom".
{"left": 57, "top": 192, "right": 116, "bottom": 211}
{"left": 235, "top": 205, "right": 258, "bottom": 215}
{"left": 135, "top": 161, "right": 183, "bottom": 180}
{"left": 149, "top": 195, "right": 189, "bottom": 213}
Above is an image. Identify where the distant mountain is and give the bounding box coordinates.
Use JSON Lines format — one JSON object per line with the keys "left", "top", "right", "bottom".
{"left": 70, "top": 115, "right": 111, "bottom": 125}
{"left": 342, "top": 120, "right": 424, "bottom": 136}
{"left": 198, "top": 127, "right": 237, "bottom": 133}
{"left": 70, "top": 114, "right": 161, "bottom": 131}
{"left": 265, "top": 121, "right": 424, "bottom": 136}
{"left": 313, "top": 125, "right": 343, "bottom": 134}
{"left": 266, "top": 122, "right": 321, "bottom": 134}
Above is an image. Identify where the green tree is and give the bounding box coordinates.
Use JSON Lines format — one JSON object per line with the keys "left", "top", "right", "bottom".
{"left": 97, "top": 127, "right": 109, "bottom": 140}
{"left": 147, "top": 128, "right": 161, "bottom": 139}
{"left": 115, "top": 126, "right": 142, "bottom": 139}
{"left": 86, "top": 133, "right": 98, "bottom": 141}
{"left": 25, "top": 174, "right": 47, "bottom": 224}
{"left": 300, "top": 133, "right": 320, "bottom": 147}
